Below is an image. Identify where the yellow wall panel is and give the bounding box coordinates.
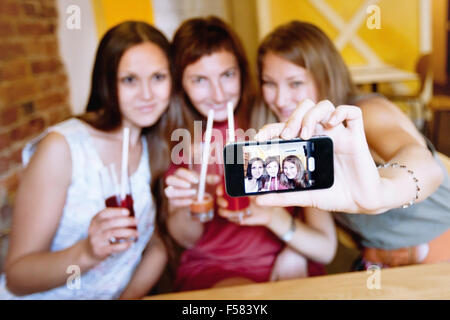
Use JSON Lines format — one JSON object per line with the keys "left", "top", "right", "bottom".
{"left": 358, "top": 0, "right": 419, "bottom": 71}
{"left": 341, "top": 45, "right": 366, "bottom": 66}
{"left": 266, "top": 0, "right": 420, "bottom": 73}
{"left": 91, "top": 0, "right": 154, "bottom": 38}
{"left": 326, "top": 0, "right": 365, "bottom": 21}
{"left": 268, "top": 0, "right": 339, "bottom": 39}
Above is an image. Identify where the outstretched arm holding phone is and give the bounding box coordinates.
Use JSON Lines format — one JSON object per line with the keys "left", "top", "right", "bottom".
{"left": 254, "top": 99, "right": 443, "bottom": 214}
{"left": 252, "top": 20, "right": 449, "bottom": 269}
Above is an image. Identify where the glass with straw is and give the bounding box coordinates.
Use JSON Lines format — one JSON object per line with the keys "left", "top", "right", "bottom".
{"left": 190, "top": 110, "right": 214, "bottom": 222}
{"left": 99, "top": 128, "right": 137, "bottom": 242}
{"left": 221, "top": 101, "right": 250, "bottom": 214}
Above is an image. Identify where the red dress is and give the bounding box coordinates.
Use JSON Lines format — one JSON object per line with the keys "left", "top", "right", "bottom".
{"left": 166, "top": 120, "right": 325, "bottom": 291}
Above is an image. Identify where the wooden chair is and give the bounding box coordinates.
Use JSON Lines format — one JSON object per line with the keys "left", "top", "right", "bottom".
{"left": 336, "top": 225, "right": 359, "bottom": 250}
{"left": 427, "top": 95, "right": 450, "bottom": 151}
{"left": 387, "top": 54, "right": 433, "bottom": 129}
{"left": 437, "top": 151, "right": 450, "bottom": 174}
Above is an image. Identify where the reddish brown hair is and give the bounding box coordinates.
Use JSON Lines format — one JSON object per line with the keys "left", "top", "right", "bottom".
{"left": 171, "top": 16, "right": 255, "bottom": 131}
{"left": 157, "top": 17, "right": 256, "bottom": 281}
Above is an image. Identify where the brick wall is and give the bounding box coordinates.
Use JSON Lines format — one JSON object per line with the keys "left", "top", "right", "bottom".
{"left": 0, "top": 0, "right": 72, "bottom": 270}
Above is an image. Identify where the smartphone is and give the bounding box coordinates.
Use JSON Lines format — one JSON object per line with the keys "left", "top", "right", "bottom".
{"left": 223, "top": 137, "right": 334, "bottom": 197}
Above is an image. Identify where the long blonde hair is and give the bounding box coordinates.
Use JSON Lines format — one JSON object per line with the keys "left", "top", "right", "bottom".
{"left": 253, "top": 21, "right": 358, "bottom": 128}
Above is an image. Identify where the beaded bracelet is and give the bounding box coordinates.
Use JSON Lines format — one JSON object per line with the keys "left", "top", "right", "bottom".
{"left": 377, "top": 162, "right": 420, "bottom": 209}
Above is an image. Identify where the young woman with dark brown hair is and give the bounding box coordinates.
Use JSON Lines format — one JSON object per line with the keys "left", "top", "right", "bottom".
{"left": 255, "top": 21, "right": 450, "bottom": 270}
{"left": 245, "top": 157, "right": 266, "bottom": 193}
{"left": 0, "top": 21, "right": 181, "bottom": 299}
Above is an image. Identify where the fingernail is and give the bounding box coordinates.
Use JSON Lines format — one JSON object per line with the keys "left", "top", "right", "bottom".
{"left": 282, "top": 127, "right": 292, "bottom": 139}
{"left": 254, "top": 133, "right": 263, "bottom": 141}
{"left": 328, "top": 115, "right": 338, "bottom": 125}
{"left": 301, "top": 126, "right": 309, "bottom": 139}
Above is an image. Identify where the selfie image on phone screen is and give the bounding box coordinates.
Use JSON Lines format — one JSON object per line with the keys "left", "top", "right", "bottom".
{"left": 223, "top": 137, "right": 334, "bottom": 197}
{"left": 243, "top": 141, "right": 310, "bottom": 193}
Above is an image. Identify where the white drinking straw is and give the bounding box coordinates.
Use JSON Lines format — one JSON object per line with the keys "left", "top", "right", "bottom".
{"left": 109, "top": 163, "right": 121, "bottom": 200}
{"left": 197, "top": 109, "right": 214, "bottom": 202}
{"left": 121, "top": 127, "right": 130, "bottom": 200}
{"left": 227, "top": 101, "right": 235, "bottom": 143}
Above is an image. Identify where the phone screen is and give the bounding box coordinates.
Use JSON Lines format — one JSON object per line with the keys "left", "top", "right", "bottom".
{"left": 223, "top": 137, "right": 333, "bottom": 197}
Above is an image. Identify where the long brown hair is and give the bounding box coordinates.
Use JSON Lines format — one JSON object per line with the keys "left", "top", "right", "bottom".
{"left": 281, "top": 155, "right": 307, "bottom": 189}
{"left": 156, "top": 17, "right": 256, "bottom": 280}
{"left": 171, "top": 16, "right": 256, "bottom": 132}
{"left": 257, "top": 21, "right": 357, "bottom": 107}
{"left": 78, "top": 21, "right": 183, "bottom": 270}
{"left": 80, "top": 21, "right": 176, "bottom": 130}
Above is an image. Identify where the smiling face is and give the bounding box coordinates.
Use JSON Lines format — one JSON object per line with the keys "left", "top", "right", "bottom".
{"left": 283, "top": 160, "right": 298, "bottom": 180}
{"left": 261, "top": 52, "right": 318, "bottom": 122}
{"left": 117, "top": 42, "right": 171, "bottom": 130}
{"left": 182, "top": 49, "right": 241, "bottom": 122}
{"left": 266, "top": 161, "right": 279, "bottom": 178}
{"left": 251, "top": 160, "right": 264, "bottom": 179}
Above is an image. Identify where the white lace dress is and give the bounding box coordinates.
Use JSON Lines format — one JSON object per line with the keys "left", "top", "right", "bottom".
{"left": 0, "top": 118, "right": 155, "bottom": 299}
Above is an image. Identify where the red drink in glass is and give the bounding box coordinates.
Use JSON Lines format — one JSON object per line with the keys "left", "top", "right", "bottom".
{"left": 105, "top": 194, "right": 135, "bottom": 218}
{"left": 105, "top": 194, "right": 138, "bottom": 241}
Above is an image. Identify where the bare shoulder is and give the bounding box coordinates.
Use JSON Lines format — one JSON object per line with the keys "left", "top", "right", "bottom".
{"left": 6, "top": 132, "right": 74, "bottom": 268}
{"left": 354, "top": 96, "right": 427, "bottom": 156}
{"left": 356, "top": 96, "right": 422, "bottom": 136}
{"left": 358, "top": 97, "right": 425, "bottom": 139}
{"left": 356, "top": 96, "right": 408, "bottom": 123}
{"left": 37, "top": 131, "right": 70, "bottom": 152}
{"left": 23, "top": 131, "right": 72, "bottom": 187}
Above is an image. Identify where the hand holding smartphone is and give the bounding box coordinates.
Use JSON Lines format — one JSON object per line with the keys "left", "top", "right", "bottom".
{"left": 223, "top": 137, "right": 334, "bottom": 197}
{"left": 241, "top": 100, "right": 385, "bottom": 215}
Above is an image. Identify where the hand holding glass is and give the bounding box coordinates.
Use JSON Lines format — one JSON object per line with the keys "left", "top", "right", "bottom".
{"left": 99, "top": 163, "right": 138, "bottom": 243}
